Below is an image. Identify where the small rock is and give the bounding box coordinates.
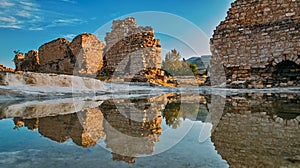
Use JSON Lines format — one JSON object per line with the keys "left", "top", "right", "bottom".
{"left": 286, "top": 12, "right": 295, "bottom": 17}
{"left": 287, "top": 81, "right": 294, "bottom": 86}
{"left": 275, "top": 117, "right": 284, "bottom": 124}
{"left": 280, "top": 83, "right": 287, "bottom": 87}
{"left": 296, "top": 116, "right": 300, "bottom": 121}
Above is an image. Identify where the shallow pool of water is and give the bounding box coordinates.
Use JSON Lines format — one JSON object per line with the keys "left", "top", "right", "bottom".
{"left": 0, "top": 90, "right": 299, "bottom": 168}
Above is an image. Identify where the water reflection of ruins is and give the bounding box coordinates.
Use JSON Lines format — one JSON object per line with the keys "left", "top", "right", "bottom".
{"left": 211, "top": 93, "right": 300, "bottom": 167}
{"left": 1, "top": 92, "right": 299, "bottom": 166}
{"left": 2, "top": 93, "right": 208, "bottom": 164}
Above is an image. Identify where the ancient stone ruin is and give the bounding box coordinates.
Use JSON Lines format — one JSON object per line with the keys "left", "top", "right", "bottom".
{"left": 38, "top": 38, "right": 74, "bottom": 74}
{"left": 14, "top": 50, "right": 39, "bottom": 72}
{"left": 0, "top": 64, "right": 14, "bottom": 72}
{"left": 70, "top": 34, "right": 105, "bottom": 75}
{"left": 210, "top": 0, "right": 300, "bottom": 88}
{"left": 12, "top": 17, "right": 171, "bottom": 85}
{"left": 102, "top": 17, "right": 162, "bottom": 77}
{"left": 14, "top": 33, "right": 105, "bottom": 76}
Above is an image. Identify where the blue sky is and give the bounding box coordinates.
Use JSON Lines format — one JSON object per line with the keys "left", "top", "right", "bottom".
{"left": 0, "top": 0, "right": 234, "bottom": 68}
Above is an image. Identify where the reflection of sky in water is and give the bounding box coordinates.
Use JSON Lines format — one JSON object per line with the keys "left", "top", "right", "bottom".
{"left": 0, "top": 118, "right": 228, "bottom": 168}
{"left": 1, "top": 90, "right": 299, "bottom": 167}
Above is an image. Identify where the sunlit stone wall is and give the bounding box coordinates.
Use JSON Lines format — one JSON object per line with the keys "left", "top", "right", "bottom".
{"left": 14, "top": 33, "right": 105, "bottom": 76}
{"left": 102, "top": 17, "right": 162, "bottom": 76}
{"left": 210, "top": 0, "right": 300, "bottom": 88}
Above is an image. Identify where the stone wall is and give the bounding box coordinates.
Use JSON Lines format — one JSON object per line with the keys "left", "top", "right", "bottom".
{"left": 102, "top": 17, "right": 162, "bottom": 76}
{"left": 38, "top": 38, "right": 74, "bottom": 74}
{"left": 0, "top": 64, "right": 14, "bottom": 72}
{"left": 14, "top": 33, "right": 105, "bottom": 76}
{"left": 12, "top": 18, "right": 167, "bottom": 85}
{"left": 131, "top": 68, "right": 177, "bottom": 87}
{"left": 14, "top": 50, "right": 39, "bottom": 72}
{"left": 210, "top": 0, "right": 300, "bottom": 88}
{"left": 70, "top": 33, "right": 105, "bottom": 75}
{"left": 13, "top": 54, "right": 24, "bottom": 71}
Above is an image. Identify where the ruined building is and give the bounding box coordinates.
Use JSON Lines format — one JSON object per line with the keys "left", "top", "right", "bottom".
{"left": 0, "top": 64, "right": 14, "bottom": 72}
{"left": 210, "top": 0, "right": 300, "bottom": 88}
{"left": 102, "top": 17, "right": 162, "bottom": 77}
{"left": 13, "top": 17, "right": 166, "bottom": 84}
{"left": 38, "top": 38, "right": 74, "bottom": 74}
{"left": 14, "top": 33, "right": 105, "bottom": 76}
{"left": 14, "top": 50, "right": 39, "bottom": 72}
{"left": 12, "top": 18, "right": 175, "bottom": 86}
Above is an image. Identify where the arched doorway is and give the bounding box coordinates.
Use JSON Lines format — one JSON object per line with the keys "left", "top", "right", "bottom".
{"left": 272, "top": 60, "right": 300, "bottom": 86}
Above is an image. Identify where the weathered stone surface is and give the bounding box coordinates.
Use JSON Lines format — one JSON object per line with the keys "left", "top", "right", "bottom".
{"left": 70, "top": 33, "right": 105, "bottom": 75}
{"left": 14, "top": 33, "right": 105, "bottom": 76}
{"left": 131, "top": 68, "right": 177, "bottom": 87}
{"left": 0, "top": 65, "right": 14, "bottom": 85}
{"left": 102, "top": 17, "right": 162, "bottom": 76}
{"left": 210, "top": 0, "right": 300, "bottom": 88}
{"left": 38, "top": 38, "right": 74, "bottom": 74}
{"left": 14, "top": 50, "right": 39, "bottom": 72}
{"left": 0, "top": 64, "right": 14, "bottom": 72}
{"left": 13, "top": 54, "right": 25, "bottom": 71}
{"left": 11, "top": 18, "right": 170, "bottom": 86}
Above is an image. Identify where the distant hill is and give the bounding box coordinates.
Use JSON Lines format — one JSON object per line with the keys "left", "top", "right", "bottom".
{"left": 186, "top": 57, "right": 205, "bottom": 69}
{"left": 186, "top": 55, "right": 211, "bottom": 69}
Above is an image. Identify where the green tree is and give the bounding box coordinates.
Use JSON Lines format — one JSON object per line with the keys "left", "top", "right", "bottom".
{"left": 163, "top": 102, "right": 181, "bottom": 129}
{"left": 188, "top": 62, "right": 198, "bottom": 75}
{"left": 162, "top": 49, "right": 197, "bottom": 76}
{"left": 162, "top": 49, "right": 183, "bottom": 75}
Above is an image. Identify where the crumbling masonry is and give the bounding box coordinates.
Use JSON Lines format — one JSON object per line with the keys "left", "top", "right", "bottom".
{"left": 13, "top": 17, "right": 162, "bottom": 80}
{"left": 102, "top": 17, "right": 162, "bottom": 76}
{"left": 210, "top": 0, "right": 300, "bottom": 88}
{"left": 14, "top": 33, "right": 105, "bottom": 76}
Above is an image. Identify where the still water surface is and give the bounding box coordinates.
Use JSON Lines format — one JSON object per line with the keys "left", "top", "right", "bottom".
{"left": 0, "top": 90, "right": 299, "bottom": 168}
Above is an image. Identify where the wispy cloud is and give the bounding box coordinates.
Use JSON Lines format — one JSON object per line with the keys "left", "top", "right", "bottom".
{"left": 19, "top": 1, "right": 35, "bottom": 7}
{"left": 60, "top": 0, "right": 76, "bottom": 4}
{"left": 45, "top": 18, "right": 85, "bottom": 28}
{"left": 64, "top": 33, "right": 76, "bottom": 40}
{"left": 54, "top": 18, "right": 84, "bottom": 25}
{"left": 29, "top": 27, "right": 43, "bottom": 31}
{"left": 0, "top": 25, "right": 21, "bottom": 29}
{"left": 0, "top": 0, "right": 15, "bottom": 7}
{"left": 0, "top": 0, "right": 84, "bottom": 31}
{"left": 0, "top": 16, "right": 17, "bottom": 23}
{"left": 16, "top": 11, "right": 31, "bottom": 18}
